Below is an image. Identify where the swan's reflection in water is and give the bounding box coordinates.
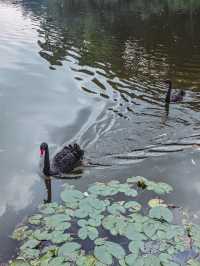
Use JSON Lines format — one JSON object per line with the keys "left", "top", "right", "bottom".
{"left": 44, "top": 177, "right": 52, "bottom": 203}
{"left": 43, "top": 169, "right": 84, "bottom": 203}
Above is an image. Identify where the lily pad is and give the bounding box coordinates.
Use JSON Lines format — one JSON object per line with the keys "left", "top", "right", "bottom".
{"left": 187, "top": 259, "right": 200, "bottom": 266}
{"left": 49, "top": 256, "right": 67, "bottom": 266}
{"left": 107, "top": 203, "right": 126, "bottom": 215}
{"left": 49, "top": 231, "right": 71, "bottom": 244}
{"left": 12, "top": 226, "right": 32, "bottom": 241}
{"left": 124, "top": 201, "right": 141, "bottom": 212}
{"left": 28, "top": 214, "right": 43, "bottom": 225}
{"left": 44, "top": 214, "right": 71, "bottom": 229}
{"left": 76, "top": 255, "right": 97, "bottom": 266}
{"left": 20, "top": 239, "right": 40, "bottom": 250}
{"left": 149, "top": 206, "right": 173, "bottom": 223}
{"left": 102, "top": 215, "right": 127, "bottom": 235}
{"left": 78, "top": 225, "right": 98, "bottom": 240}
{"left": 20, "top": 248, "right": 40, "bottom": 260}
{"left": 9, "top": 260, "right": 30, "bottom": 266}
{"left": 125, "top": 254, "right": 138, "bottom": 265}
{"left": 60, "top": 189, "right": 84, "bottom": 203}
{"left": 94, "top": 245, "right": 113, "bottom": 265}
{"left": 58, "top": 242, "right": 81, "bottom": 257}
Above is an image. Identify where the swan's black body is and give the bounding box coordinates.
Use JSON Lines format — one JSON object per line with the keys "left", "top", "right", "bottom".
{"left": 164, "top": 80, "right": 185, "bottom": 103}
{"left": 40, "top": 142, "right": 84, "bottom": 176}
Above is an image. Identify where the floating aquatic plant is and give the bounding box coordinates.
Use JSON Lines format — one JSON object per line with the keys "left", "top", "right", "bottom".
{"left": 10, "top": 176, "right": 200, "bottom": 265}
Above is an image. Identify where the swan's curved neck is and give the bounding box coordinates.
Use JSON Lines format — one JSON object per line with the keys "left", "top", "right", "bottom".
{"left": 44, "top": 147, "right": 50, "bottom": 176}
{"left": 165, "top": 82, "right": 172, "bottom": 103}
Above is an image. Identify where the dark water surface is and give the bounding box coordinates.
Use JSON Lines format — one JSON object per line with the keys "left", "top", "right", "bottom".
{"left": 0, "top": 0, "right": 200, "bottom": 261}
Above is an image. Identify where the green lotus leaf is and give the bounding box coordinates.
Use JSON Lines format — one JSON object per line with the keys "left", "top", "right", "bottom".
{"left": 61, "top": 189, "right": 84, "bottom": 203}
{"left": 107, "top": 180, "right": 120, "bottom": 186}
{"left": 80, "top": 196, "right": 106, "bottom": 212}
{"left": 159, "top": 241, "right": 171, "bottom": 252}
{"left": 107, "top": 203, "right": 126, "bottom": 215}
{"left": 20, "top": 239, "right": 40, "bottom": 250}
{"left": 125, "top": 254, "right": 138, "bottom": 265}
{"left": 124, "top": 201, "right": 141, "bottom": 212}
{"left": 64, "top": 201, "right": 79, "bottom": 209}
{"left": 28, "top": 214, "right": 43, "bottom": 225}
{"left": 190, "top": 224, "right": 200, "bottom": 249}
{"left": 187, "top": 259, "right": 200, "bottom": 266}
{"left": 55, "top": 205, "right": 66, "bottom": 214}
{"left": 105, "top": 241, "right": 125, "bottom": 260}
{"left": 95, "top": 238, "right": 106, "bottom": 246}
{"left": 94, "top": 246, "right": 113, "bottom": 265}
{"left": 87, "top": 183, "right": 105, "bottom": 195}
{"left": 143, "top": 222, "right": 160, "bottom": 238}
{"left": 87, "top": 226, "right": 99, "bottom": 240}
{"left": 129, "top": 213, "right": 149, "bottom": 224}
{"left": 41, "top": 245, "right": 58, "bottom": 257}
{"left": 78, "top": 227, "right": 87, "bottom": 240}
{"left": 20, "top": 247, "right": 40, "bottom": 259}
{"left": 102, "top": 215, "right": 127, "bottom": 235}
{"left": 149, "top": 206, "right": 173, "bottom": 223}
{"left": 46, "top": 202, "right": 59, "bottom": 208}
{"left": 147, "top": 182, "right": 173, "bottom": 195}
{"left": 89, "top": 213, "right": 104, "bottom": 222}
{"left": 55, "top": 222, "right": 71, "bottom": 231}
{"left": 9, "top": 259, "right": 30, "bottom": 266}
{"left": 167, "top": 246, "right": 176, "bottom": 255}
{"left": 64, "top": 208, "right": 75, "bottom": 216}
{"left": 124, "top": 188, "right": 138, "bottom": 197}
{"left": 119, "top": 258, "right": 127, "bottom": 266}
{"left": 95, "top": 262, "right": 107, "bottom": 266}
{"left": 39, "top": 204, "right": 56, "bottom": 215}
{"left": 124, "top": 224, "right": 146, "bottom": 240}
{"left": 143, "top": 255, "right": 161, "bottom": 266}
{"left": 159, "top": 253, "right": 173, "bottom": 264}
{"left": 44, "top": 214, "right": 71, "bottom": 229}
{"left": 49, "top": 231, "right": 71, "bottom": 244}
{"left": 128, "top": 240, "right": 144, "bottom": 254}
{"left": 118, "top": 183, "right": 131, "bottom": 192}
{"left": 58, "top": 242, "right": 81, "bottom": 257}
{"left": 78, "top": 226, "right": 98, "bottom": 240}
{"left": 88, "top": 183, "right": 118, "bottom": 197}
{"left": 74, "top": 208, "right": 89, "bottom": 218}
{"left": 173, "top": 236, "right": 188, "bottom": 252}
{"left": 76, "top": 255, "right": 97, "bottom": 266}
{"left": 33, "top": 229, "right": 50, "bottom": 241}
{"left": 77, "top": 219, "right": 88, "bottom": 227}
{"left": 11, "top": 226, "right": 32, "bottom": 241}
{"left": 49, "top": 256, "right": 67, "bottom": 266}
{"left": 163, "top": 225, "right": 184, "bottom": 240}
{"left": 104, "top": 199, "right": 110, "bottom": 207}
{"left": 87, "top": 217, "right": 102, "bottom": 227}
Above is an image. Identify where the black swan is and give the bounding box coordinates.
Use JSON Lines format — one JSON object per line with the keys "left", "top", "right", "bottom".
{"left": 164, "top": 80, "right": 185, "bottom": 103}
{"left": 40, "top": 142, "right": 84, "bottom": 176}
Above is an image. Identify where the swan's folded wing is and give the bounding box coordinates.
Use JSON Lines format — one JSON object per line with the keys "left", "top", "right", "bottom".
{"left": 52, "top": 144, "right": 84, "bottom": 173}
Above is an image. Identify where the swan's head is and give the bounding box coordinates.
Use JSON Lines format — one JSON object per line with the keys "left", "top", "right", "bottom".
{"left": 40, "top": 142, "right": 48, "bottom": 156}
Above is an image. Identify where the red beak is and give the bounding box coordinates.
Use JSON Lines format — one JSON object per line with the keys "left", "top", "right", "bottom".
{"left": 40, "top": 149, "right": 44, "bottom": 156}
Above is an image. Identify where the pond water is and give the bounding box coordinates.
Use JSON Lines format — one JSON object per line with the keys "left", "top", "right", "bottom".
{"left": 0, "top": 0, "right": 200, "bottom": 262}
